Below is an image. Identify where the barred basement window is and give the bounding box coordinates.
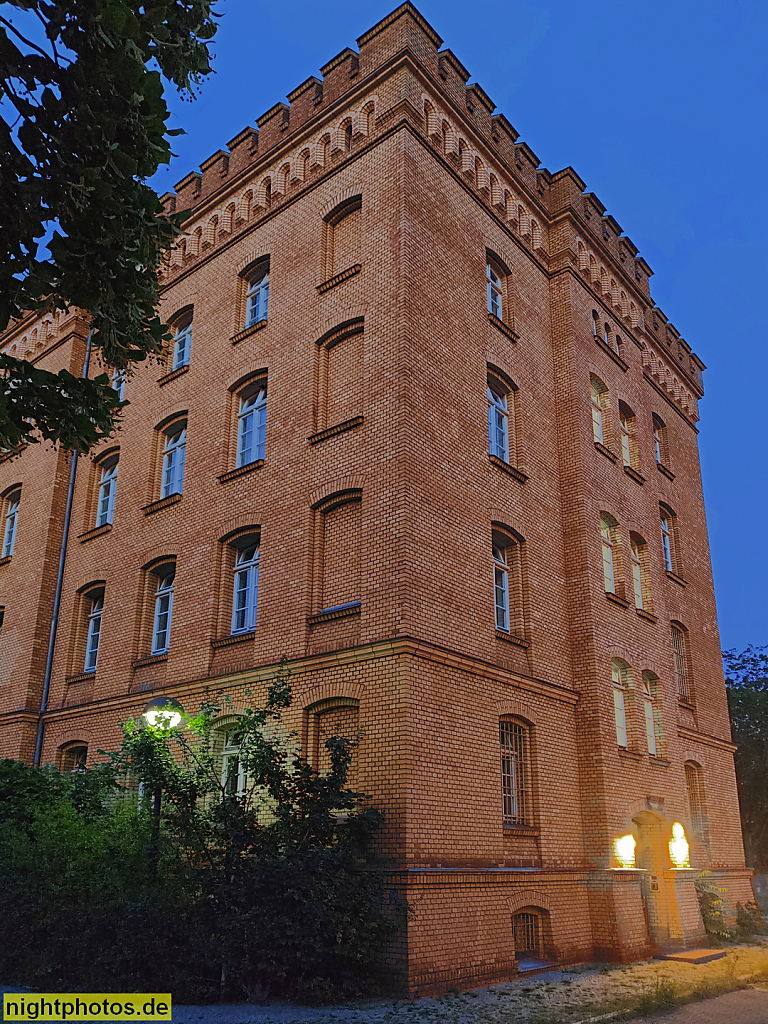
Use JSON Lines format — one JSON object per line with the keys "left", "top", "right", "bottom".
{"left": 499, "top": 718, "right": 532, "bottom": 826}
{"left": 60, "top": 742, "right": 88, "bottom": 773}
{"left": 672, "top": 622, "right": 694, "bottom": 704}
{"left": 512, "top": 910, "right": 542, "bottom": 958}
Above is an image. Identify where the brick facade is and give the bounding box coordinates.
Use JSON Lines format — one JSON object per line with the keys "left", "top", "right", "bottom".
{"left": 0, "top": 2, "right": 753, "bottom": 996}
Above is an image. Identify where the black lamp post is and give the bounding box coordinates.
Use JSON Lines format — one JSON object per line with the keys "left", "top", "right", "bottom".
{"left": 141, "top": 697, "right": 185, "bottom": 873}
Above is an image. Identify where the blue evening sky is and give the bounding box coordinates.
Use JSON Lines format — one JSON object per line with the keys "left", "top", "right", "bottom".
{"left": 150, "top": 0, "right": 767, "bottom": 654}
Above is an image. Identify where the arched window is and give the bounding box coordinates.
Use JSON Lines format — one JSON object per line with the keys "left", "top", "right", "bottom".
{"left": 151, "top": 565, "right": 175, "bottom": 655}
{"left": 59, "top": 742, "right": 88, "bottom": 773}
{"left": 307, "top": 697, "right": 360, "bottom": 784}
{"left": 2, "top": 487, "right": 21, "bottom": 558}
{"left": 161, "top": 421, "right": 186, "bottom": 497}
{"left": 230, "top": 535, "right": 260, "bottom": 635}
{"left": 600, "top": 513, "right": 621, "bottom": 595}
{"left": 653, "top": 413, "right": 669, "bottom": 467}
{"left": 499, "top": 718, "right": 532, "bottom": 826}
{"left": 95, "top": 453, "right": 118, "bottom": 527}
{"left": 342, "top": 118, "right": 353, "bottom": 152}
{"left": 685, "top": 761, "right": 709, "bottom": 847}
{"left": 611, "top": 659, "right": 631, "bottom": 748}
{"left": 111, "top": 368, "right": 126, "bottom": 402}
{"left": 171, "top": 309, "right": 192, "bottom": 371}
{"left": 300, "top": 148, "right": 311, "bottom": 180}
{"left": 590, "top": 375, "right": 609, "bottom": 445}
{"left": 592, "top": 309, "right": 600, "bottom": 337}
{"left": 222, "top": 727, "right": 248, "bottom": 798}
{"left": 244, "top": 262, "right": 269, "bottom": 327}
{"left": 619, "top": 401, "right": 638, "bottom": 470}
{"left": 488, "top": 372, "right": 514, "bottom": 463}
{"left": 629, "top": 532, "right": 651, "bottom": 611}
{"left": 492, "top": 528, "right": 524, "bottom": 636}
{"left": 660, "top": 504, "right": 678, "bottom": 575}
{"left": 323, "top": 195, "right": 362, "bottom": 281}
{"left": 487, "top": 259, "right": 504, "bottom": 318}
{"left": 642, "top": 671, "right": 663, "bottom": 756}
{"left": 672, "top": 622, "right": 694, "bottom": 704}
{"left": 83, "top": 588, "right": 104, "bottom": 672}
{"left": 236, "top": 379, "right": 267, "bottom": 467}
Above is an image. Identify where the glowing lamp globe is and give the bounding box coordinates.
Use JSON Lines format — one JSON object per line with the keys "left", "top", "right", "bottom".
{"left": 142, "top": 696, "right": 184, "bottom": 729}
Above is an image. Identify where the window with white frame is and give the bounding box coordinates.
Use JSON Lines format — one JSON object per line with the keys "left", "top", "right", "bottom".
{"left": 619, "top": 401, "right": 638, "bottom": 469}
{"left": 230, "top": 537, "right": 260, "bottom": 635}
{"left": 487, "top": 261, "right": 503, "bottom": 318}
{"left": 488, "top": 375, "right": 511, "bottom": 462}
{"left": 95, "top": 454, "right": 118, "bottom": 527}
{"left": 590, "top": 375, "right": 609, "bottom": 445}
{"left": 492, "top": 528, "right": 524, "bottom": 637}
{"left": 221, "top": 729, "right": 248, "bottom": 798}
{"left": 2, "top": 488, "right": 20, "bottom": 558}
{"left": 630, "top": 533, "right": 651, "bottom": 611}
{"left": 236, "top": 382, "right": 267, "bottom": 467}
{"left": 660, "top": 505, "right": 677, "bottom": 574}
{"left": 642, "top": 671, "right": 663, "bottom": 757}
{"left": 493, "top": 537, "right": 511, "bottom": 632}
{"left": 500, "top": 718, "right": 532, "bottom": 826}
{"left": 161, "top": 422, "right": 186, "bottom": 497}
{"left": 171, "top": 312, "right": 192, "bottom": 370}
{"left": 151, "top": 568, "right": 175, "bottom": 655}
{"left": 653, "top": 414, "right": 669, "bottom": 467}
{"left": 245, "top": 266, "right": 269, "bottom": 327}
{"left": 111, "top": 369, "right": 126, "bottom": 401}
{"left": 600, "top": 513, "right": 620, "bottom": 595}
{"left": 612, "top": 659, "right": 630, "bottom": 748}
{"left": 84, "top": 590, "right": 104, "bottom": 672}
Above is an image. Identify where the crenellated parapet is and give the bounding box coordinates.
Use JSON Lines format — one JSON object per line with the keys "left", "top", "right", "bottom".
{"left": 0, "top": 307, "right": 90, "bottom": 364}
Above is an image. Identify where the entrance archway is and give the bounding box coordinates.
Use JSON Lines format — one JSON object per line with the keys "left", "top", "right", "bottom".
{"left": 632, "top": 809, "right": 670, "bottom": 946}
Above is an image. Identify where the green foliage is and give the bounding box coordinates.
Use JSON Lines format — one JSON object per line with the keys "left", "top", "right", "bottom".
{"left": 0, "top": 665, "right": 401, "bottom": 1002}
{"left": 694, "top": 871, "right": 733, "bottom": 940}
{"left": 0, "top": 0, "right": 218, "bottom": 451}
{"left": 723, "top": 645, "right": 768, "bottom": 870}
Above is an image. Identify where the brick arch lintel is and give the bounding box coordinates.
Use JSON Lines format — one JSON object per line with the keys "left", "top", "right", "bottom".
{"left": 317, "top": 305, "right": 368, "bottom": 341}
{"left": 162, "top": 289, "right": 198, "bottom": 322}
{"left": 298, "top": 679, "right": 366, "bottom": 707}
{"left": 139, "top": 548, "right": 177, "bottom": 572}
{"left": 309, "top": 475, "right": 365, "bottom": 509}
{"left": 235, "top": 250, "right": 270, "bottom": 275}
{"left": 321, "top": 188, "right": 363, "bottom": 220}
{"left": 681, "top": 748, "right": 709, "bottom": 769}
{"left": 489, "top": 510, "right": 524, "bottom": 539}
{"left": 496, "top": 699, "right": 537, "bottom": 725}
{"left": 486, "top": 350, "right": 517, "bottom": 388}
{"left": 506, "top": 889, "right": 551, "bottom": 914}
{"left": 218, "top": 516, "right": 261, "bottom": 544}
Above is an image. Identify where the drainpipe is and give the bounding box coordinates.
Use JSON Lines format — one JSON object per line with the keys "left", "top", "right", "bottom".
{"left": 33, "top": 328, "right": 94, "bottom": 766}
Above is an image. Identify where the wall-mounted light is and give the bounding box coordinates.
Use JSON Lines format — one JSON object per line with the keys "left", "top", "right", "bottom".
{"left": 669, "top": 822, "right": 690, "bottom": 867}
{"left": 614, "top": 833, "right": 636, "bottom": 868}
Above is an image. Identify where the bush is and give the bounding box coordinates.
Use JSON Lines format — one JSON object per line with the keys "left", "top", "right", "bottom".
{"left": 0, "top": 667, "right": 403, "bottom": 1002}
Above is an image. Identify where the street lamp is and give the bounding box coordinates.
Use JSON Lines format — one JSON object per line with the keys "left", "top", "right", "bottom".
{"left": 142, "top": 695, "right": 185, "bottom": 729}
{"left": 140, "top": 697, "right": 185, "bottom": 874}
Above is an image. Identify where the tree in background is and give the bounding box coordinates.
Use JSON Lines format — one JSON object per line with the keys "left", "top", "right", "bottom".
{"left": 0, "top": 0, "right": 218, "bottom": 452}
{"left": 724, "top": 644, "right": 768, "bottom": 870}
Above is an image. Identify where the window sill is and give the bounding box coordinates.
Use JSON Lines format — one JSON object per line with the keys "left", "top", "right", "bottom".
{"left": 594, "top": 336, "right": 628, "bottom": 371}
{"left": 657, "top": 462, "right": 676, "bottom": 481}
{"left": 64, "top": 671, "right": 96, "bottom": 685}
{"left": 142, "top": 493, "right": 182, "bottom": 516}
{"left": 617, "top": 747, "right": 642, "bottom": 762}
{"left": 317, "top": 264, "right": 362, "bottom": 293}
{"left": 495, "top": 629, "right": 530, "bottom": 648}
{"left": 218, "top": 459, "right": 264, "bottom": 483}
{"left": 211, "top": 631, "right": 256, "bottom": 649}
{"left": 488, "top": 312, "right": 519, "bottom": 342}
{"left": 231, "top": 319, "right": 267, "bottom": 345}
{"left": 131, "top": 653, "right": 168, "bottom": 669}
{"left": 79, "top": 523, "right": 112, "bottom": 543}
{"left": 0, "top": 555, "right": 12, "bottom": 568}
{"left": 623, "top": 465, "right": 646, "bottom": 485}
{"left": 309, "top": 415, "right": 364, "bottom": 445}
{"left": 594, "top": 440, "right": 618, "bottom": 463}
{"left": 158, "top": 363, "right": 189, "bottom": 387}
{"left": 489, "top": 454, "right": 528, "bottom": 482}
{"left": 606, "top": 591, "right": 630, "bottom": 608}
{"left": 666, "top": 570, "right": 687, "bottom": 587}
{"left": 635, "top": 607, "right": 658, "bottom": 624}
{"left": 503, "top": 824, "right": 540, "bottom": 836}
{"left": 307, "top": 601, "right": 361, "bottom": 625}
{"left": 649, "top": 756, "right": 670, "bottom": 768}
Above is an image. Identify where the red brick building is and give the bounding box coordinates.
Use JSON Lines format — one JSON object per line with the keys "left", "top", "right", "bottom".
{"left": 0, "top": 3, "right": 753, "bottom": 996}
